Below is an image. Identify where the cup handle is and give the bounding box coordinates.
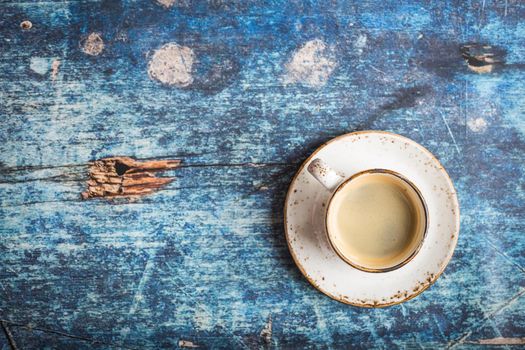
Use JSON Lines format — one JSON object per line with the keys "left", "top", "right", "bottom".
{"left": 307, "top": 158, "right": 345, "bottom": 192}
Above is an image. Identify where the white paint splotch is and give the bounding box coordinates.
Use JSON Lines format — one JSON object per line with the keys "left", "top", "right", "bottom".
{"left": 178, "top": 340, "right": 199, "bottom": 348}
{"left": 467, "top": 117, "right": 488, "bottom": 132}
{"left": 156, "top": 0, "right": 184, "bottom": 8}
{"left": 81, "top": 32, "right": 105, "bottom": 56}
{"left": 147, "top": 43, "right": 195, "bottom": 87}
{"left": 30, "top": 57, "right": 52, "bottom": 75}
{"left": 283, "top": 39, "right": 337, "bottom": 88}
{"left": 29, "top": 57, "right": 60, "bottom": 80}
{"left": 354, "top": 34, "right": 368, "bottom": 54}
{"left": 260, "top": 314, "right": 272, "bottom": 344}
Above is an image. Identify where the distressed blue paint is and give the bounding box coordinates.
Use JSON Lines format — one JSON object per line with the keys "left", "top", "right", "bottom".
{"left": 0, "top": 0, "right": 524, "bottom": 348}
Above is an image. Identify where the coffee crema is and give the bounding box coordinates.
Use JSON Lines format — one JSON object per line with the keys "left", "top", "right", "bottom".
{"left": 326, "top": 171, "right": 426, "bottom": 272}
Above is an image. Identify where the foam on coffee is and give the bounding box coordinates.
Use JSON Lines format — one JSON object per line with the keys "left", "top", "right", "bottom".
{"left": 326, "top": 171, "right": 426, "bottom": 271}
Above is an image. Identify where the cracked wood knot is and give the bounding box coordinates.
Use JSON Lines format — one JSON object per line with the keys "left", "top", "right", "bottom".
{"left": 81, "top": 156, "right": 181, "bottom": 199}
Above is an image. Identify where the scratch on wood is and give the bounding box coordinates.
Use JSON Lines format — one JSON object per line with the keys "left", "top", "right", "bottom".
{"left": 438, "top": 110, "right": 461, "bottom": 155}
{"left": 1, "top": 321, "right": 19, "bottom": 350}
{"left": 178, "top": 340, "right": 199, "bottom": 348}
{"left": 479, "top": 0, "right": 486, "bottom": 28}
{"left": 128, "top": 253, "right": 156, "bottom": 315}
{"left": 482, "top": 236, "right": 525, "bottom": 274}
{"left": 369, "top": 64, "right": 387, "bottom": 76}
{"left": 447, "top": 288, "right": 525, "bottom": 348}
{"left": 81, "top": 157, "right": 181, "bottom": 199}
{"left": 1, "top": 319, "right": 136, "bottom": 349}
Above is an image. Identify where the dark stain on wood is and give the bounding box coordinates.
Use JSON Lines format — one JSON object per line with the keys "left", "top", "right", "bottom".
{"left": 81, "top": 157, "right": 181, "bottom": 199}
{"left": 380, "top": 85, "right": 432, "bottom": 111}
{"left": 355, "top": 85, "right": 432, "bottom": 130}
{"left": 416, "top": 39, "right": 462, "bottom": 78}
{"left": 191, "top": 54, "right": 242, "bottom": 94}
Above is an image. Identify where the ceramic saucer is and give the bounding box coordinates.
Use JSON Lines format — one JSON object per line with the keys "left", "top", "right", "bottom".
{"left": 284, "top": 131, "right": 460, "bottom": 307}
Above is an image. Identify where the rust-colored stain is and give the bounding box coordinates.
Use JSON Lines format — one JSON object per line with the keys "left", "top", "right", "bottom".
{"left": 81, "top": 156, "right": 181, "bottom": 199}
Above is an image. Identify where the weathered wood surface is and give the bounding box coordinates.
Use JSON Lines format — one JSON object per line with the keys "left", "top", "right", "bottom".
{"left": 0, "top": 1, "right": 524, "bottom": 348}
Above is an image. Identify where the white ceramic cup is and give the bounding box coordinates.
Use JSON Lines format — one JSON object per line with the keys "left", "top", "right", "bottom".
{"left": 307, "top": 158, "right": 428, "bottom": 273}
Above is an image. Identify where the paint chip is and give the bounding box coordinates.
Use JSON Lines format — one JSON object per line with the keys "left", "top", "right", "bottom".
{"left": 467, "top": 118, "right": 488, "bottom": 133}
{"left": 148, "top": 43, "right": 195, "bottom": 87}
{"left": 178, "top": 340, "right": 199, "bottom": 348}
{"left": 81, "top": 32, "right": 105, "bottom": 56}
{"left": 156, "top": 0, "right": 182, "bottom": 8}
{"left": 20, "top": 20, "right": 32, "bottom": 30}
{"left": 260, "top": 315, "right": 272, "bottom": 344}
{"left": 51, "top": 59, "right": 60, "bottom": 81}
{"left": 30, "top": 57, "right": 51, "bottom": 75}
{"left": 30, "top": 57, "right": 60, "bottom": 80}
{"left": 354, "top": 34, "right": 367, "bottom": 54}
{"left": 460, "top": 44, "right": 503, "bottom": 74}
{"left": 473, "top": 337, "right": 525, "bottom": 345}
{"left": 283, "top": 39, "right": 337, "bottom": 88}
{"left": 468, "top": 63, "right": 493, "bottom": 73}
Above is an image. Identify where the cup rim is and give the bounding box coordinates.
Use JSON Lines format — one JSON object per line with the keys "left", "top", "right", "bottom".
{"left": 324, "top": 168, "right": 429, "bottom": 273}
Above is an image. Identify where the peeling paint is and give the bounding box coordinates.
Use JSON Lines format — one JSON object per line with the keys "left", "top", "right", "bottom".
{"left": 147, "top": 43, "right": 195, "bottom": 87}
{"left": 467, "top": 118, "right": 488, "bottom": 133}
{"left": 81, "top": 32, "right": 105, "bottom": 56}
{"left": 50, "top": 59, "right": 60, "bottom": 81}
{"left": 178, "top": 339, "right": 199, "bottom": 348}
{"left": 469, "top": 63, "right": 493, "bottom": 74}
{"left": 460, "top": 44, "right": 504, "bottom": 74}
{"left": 283, "top": 39, "right": 337, "bottom": 88}
{"left": 81, "top": 157, "right": 181, "bottom": 199}
{"left": 354, "top": 34, "right": 368, "bottom": 54}
{"left": 156, "top": 0, "right": 183, "bottom": 8}
{"left": 474, "top": 337, "right": 525, "bottom": 345}
{"left": 20, "top": 20, "right": 32, "bottom": 30}
{"left": 259, "top": 314, "right": 272, "bottom": 344}
{"left": 29, "top": 57, "right": 60, "bottom": 80}
{"left": 29, "top": 57, "right": 52, "bottom": 75}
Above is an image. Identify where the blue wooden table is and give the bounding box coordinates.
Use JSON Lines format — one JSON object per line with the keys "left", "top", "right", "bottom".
{"left": 1, "top": 1, "right": 524, "bottom": 348}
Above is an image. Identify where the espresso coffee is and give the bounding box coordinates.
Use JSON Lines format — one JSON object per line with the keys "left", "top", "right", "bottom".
{"left": 326, "top": 171, "right": 426, "bottom": 271}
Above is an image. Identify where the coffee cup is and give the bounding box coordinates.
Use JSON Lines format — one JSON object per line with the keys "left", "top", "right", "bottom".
{"left": 307, "top": 158, "right": 428, "bottom": 272}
